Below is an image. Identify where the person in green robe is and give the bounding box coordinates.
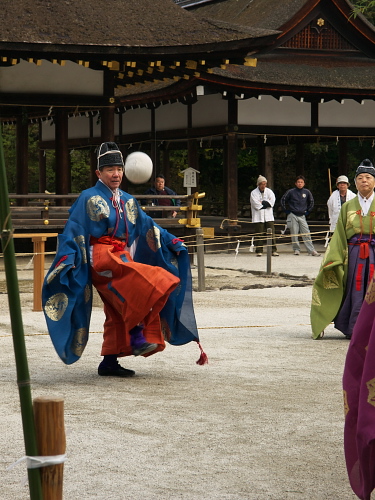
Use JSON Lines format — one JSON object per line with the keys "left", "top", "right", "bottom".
{"left": 311, "top": 159, "right": 375, "bottom": 339}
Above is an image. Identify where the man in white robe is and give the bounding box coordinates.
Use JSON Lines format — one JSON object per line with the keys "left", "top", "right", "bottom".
{"left": 250, "top": 175, "right": 278, "bottom": 257}
{"left": 327, "top": 174, "right": 356, "bottom": 232}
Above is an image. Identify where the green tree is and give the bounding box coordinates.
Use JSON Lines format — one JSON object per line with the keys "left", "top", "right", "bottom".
{"left": 352, "top": 1, "right": 375, "bottom": 24}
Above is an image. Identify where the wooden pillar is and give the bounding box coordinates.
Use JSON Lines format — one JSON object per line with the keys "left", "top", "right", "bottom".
{"left": 188, "top": 104, "right": 199, "bottom": 193}
{"left": 257, "top": 136, "right": 266, "bottom": 176}
{"left": 101, "top": 70, "right": 115, "bottom": 142}
{"left": 101, "top": 106, "right": 115, "bottom": 142}
{"left": 162, "top": 146, "right": 171, "bottom": 186}
{"left": 55, "top": 109, "right": 69, "bottom": 206}
{"left": 264, "top": 146, "right": 274, "bottom": 189}
{"left": 296, "top": 139, "right": 305, "bottom": 176}
{"left": 87, "top": 115, "right": 97, "bottom": 187}
{"left": 225, "top": 132, "right": 238, "bottom": 222}
{"left": 38, "top": 122, "right": 47, "bottom": 193}
{"left": 338, "top": 139, "right": 348, "bottom": 175}
{"left": 118, "top": 110, "right": 123, "bottom": 138}
{"left": 32, "top": 236, "right": 47, "bottom": 312}
{"left": 150, "top": 107, "right": 157, "bottom": 178}
{"left": 225, "top": 97, "right": 238, "bottom": 223}
{"left": 33, "top": 397, "right": 65, "bottom": 500}
{"left": 16, "top": 112, "right": 29, "bottom": 206}
{"left": 311, "top": 101, "right": 319, "bottom": 131}
{"left": 90, "top": 148, "right": 97, "bottom": 186}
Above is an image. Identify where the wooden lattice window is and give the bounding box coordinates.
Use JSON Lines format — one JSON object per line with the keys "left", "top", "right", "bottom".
{"left": 282, "top": 17, "right": 356, "bottom": 50}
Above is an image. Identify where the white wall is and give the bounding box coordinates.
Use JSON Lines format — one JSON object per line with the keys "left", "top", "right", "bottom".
{"left": 193, "top": 94, "right": 227, "bottom": 127}
{"left": 238, "top": 95, "right": 311, "bottom": 126}
{"left": 319, "top": 99, "right": 375, "bottom": 127}
{"left": 0, "top": 59, "right": 103, "bottom": 95}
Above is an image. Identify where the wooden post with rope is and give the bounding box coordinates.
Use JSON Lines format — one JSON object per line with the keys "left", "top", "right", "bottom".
{"left": 196, "top": 227, "right": 206, "bottom": 291}
{"left": 266, "top": 228, "right": 272, "bottom": 275}
{"left": 33, "top": 397, "right": 66, "bottom": 500}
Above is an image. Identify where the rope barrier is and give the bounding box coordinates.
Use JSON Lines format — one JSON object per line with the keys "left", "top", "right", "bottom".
{"left": 0, "top": 323, "right": 319, "bottom": 338}
{"left": 0, "top": 206, "right": 330, "bottom": 261}
{"left": 0, "top": 228, "right": 329, "bottom": 261}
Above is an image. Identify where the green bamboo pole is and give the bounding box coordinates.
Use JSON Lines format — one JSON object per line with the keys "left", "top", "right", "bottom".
{"left": 0, "top": 129, "right": 43, "bottom": 498}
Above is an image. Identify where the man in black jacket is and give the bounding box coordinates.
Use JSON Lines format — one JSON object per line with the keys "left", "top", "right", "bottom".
{"left": 280, "top": 175, "right": 320, "bottom": 256}
{"left": 143, "top": 174, "right": 181, "bottom": 218}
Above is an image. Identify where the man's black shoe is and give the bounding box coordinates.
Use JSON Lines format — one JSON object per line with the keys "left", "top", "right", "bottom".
{"left": 98, "top": 363, "right": 135, "bottom": 377}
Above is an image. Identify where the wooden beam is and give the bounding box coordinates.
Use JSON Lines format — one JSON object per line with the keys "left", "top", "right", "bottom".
{"left": 16, "top": 112, "right": 29, "bottom": 207}
{"left": 225, "top": 131, "right": 238, "bottom": 223}
{"left": 55, "top": 109, "right": 70, "bottom": 205}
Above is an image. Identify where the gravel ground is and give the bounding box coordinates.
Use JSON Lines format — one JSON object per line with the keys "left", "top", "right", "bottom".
{"left": 0, "top": 245, "right": 358, "bottom": 500}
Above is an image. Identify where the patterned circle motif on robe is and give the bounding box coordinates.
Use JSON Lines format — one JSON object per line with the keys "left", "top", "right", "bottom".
{"left": 44, "top": 293, "right": 68, "bottom": 321}
{"left": 74, "top": 234, "right": 87, "bottom": 264}
{"left": 125, "top": 198, "right": 138, "bottom": 224}
{"left": 146, "top": 226, "right": 161, "bottom": 252}
{"left": 311, "top": 287, "right": 321, "bottom": 307}
{"left": 46, "top": 263, "right": 67, "bottom": 285}
{"left": 71, "top": 328, "right": 88, "bottom": 357}
{"left": 323, "top": 269, "right": 340, "bottom": 289}
{"left": 346, "top": 210, "right": 360, "bottom": 233}
{"left": 365, "top": 280, "right": 375, "bottom": 305}
{"left": 87, "top": 195, "right": 110, "bottom": 221}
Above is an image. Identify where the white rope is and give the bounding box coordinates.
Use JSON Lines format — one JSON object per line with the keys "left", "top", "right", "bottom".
{"left": 234, "top": 240, "right": 240, "bottom": 259}
{"left": 324, "top": 231, "right": 331, "bottom": 248}
{"left": 249, "top": 236, "right": 254, "bottom": 253}
{"left": 280, "top": 224, "right": 288, "bottom": 235}
{"left": 7, "top": 454, "right": 67, "bottom": 471}
{"left": 24, "top": 254, "right": 34, "bottom": 270}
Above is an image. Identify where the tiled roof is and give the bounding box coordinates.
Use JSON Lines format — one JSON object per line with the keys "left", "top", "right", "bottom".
{"left": 185, "top": 0, "right": 308, "bottom": 30}
{"left": 0, "top": 0, "right": 277, "bottom": 50}
{"left": 212, "top": 56, "right": 375, "bottom": 91}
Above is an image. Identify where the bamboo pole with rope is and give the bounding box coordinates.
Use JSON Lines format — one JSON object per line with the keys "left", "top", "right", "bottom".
{"left": 0, "top": 130, "right": 43, "bottom": 499}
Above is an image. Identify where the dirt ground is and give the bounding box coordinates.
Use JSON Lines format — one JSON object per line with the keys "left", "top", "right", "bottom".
{"left": 0, "top": 266, "right": 313, "bottom": 294}
{"left": 191, "top": 266, "right": 313, "bottom": 291}
{"left": 0, "top": 254, "right": 359, "bottom": 500}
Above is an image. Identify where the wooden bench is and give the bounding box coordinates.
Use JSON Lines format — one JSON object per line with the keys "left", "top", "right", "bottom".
{"left": 10, "top": 206, "right": 70, "bottom": 230}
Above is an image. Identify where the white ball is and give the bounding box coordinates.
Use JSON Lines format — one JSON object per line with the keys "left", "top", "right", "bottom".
{"left": 124, "top": 152, "right": 153, "bottom": 184}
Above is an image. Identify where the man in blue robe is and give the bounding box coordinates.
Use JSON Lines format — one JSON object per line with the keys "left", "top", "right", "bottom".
{"left": 42, "top": 142, "right": 200, "bottom": 377}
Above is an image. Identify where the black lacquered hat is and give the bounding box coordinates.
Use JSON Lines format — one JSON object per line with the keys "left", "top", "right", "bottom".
{"left": 355, "top": 159, "right": 375, "bottom": 179}
{"left": 97, "top": 142, "right": 124, "bottom": 169}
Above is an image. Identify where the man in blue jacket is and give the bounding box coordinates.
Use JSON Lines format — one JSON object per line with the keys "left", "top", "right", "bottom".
{"left": 280, "top": 175, "right": 320, "bottom": 256}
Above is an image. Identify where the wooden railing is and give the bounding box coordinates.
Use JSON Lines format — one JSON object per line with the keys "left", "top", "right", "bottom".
{"left": 5, "top": 192, "right": 205, "bottom": 311}
{"left": 8, "top": 193, "right": 201, "bottom": 230}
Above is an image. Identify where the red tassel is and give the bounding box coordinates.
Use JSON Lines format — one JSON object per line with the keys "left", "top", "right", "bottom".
{"left": 172, "top": 238, "right": 184, "bottom": 245}
{"left": 370, "top": 264, "right": 375, "bottom": 283}
{"left": 356, "top": 264, "right": 364, "bottom": 292}
{"left": 359, "top": 242, "right": 369, "bottom": 260}
{"left": 196, "top": 341, "right": 208, "bottom": 365}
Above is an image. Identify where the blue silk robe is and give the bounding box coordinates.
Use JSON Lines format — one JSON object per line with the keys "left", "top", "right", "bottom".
{"left": 42, "top": 180, "right": 198, "bottom": 364}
